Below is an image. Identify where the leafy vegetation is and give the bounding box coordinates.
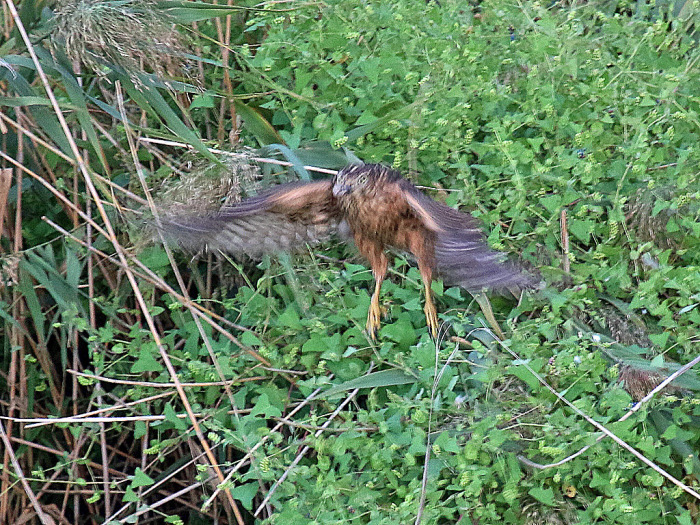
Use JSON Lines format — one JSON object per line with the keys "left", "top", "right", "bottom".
{"left": 0, "top": 0, "right": 699, "bottom": 523}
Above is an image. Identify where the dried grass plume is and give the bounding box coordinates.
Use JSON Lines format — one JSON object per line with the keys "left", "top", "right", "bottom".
{"left": 50, "top": 0, "right": 189, "bottom": 80}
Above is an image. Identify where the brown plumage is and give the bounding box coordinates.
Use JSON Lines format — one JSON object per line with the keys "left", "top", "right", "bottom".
{"left": 158, "top": 164, "right": 530, "bottom": 338}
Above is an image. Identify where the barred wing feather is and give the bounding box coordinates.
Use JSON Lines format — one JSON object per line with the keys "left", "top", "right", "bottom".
{"left": 157, "top": 180, "right": 341, "bottom": 258}
{"left": 403, "top": 183, "right": 531, "bottom": 292}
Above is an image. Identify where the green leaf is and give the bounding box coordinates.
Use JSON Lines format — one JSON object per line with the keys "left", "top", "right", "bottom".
{"left": 508, "top": 361, "right": 542, "bottom": 391}
{"left": 292, "top": 141, "right": 361, "bottom": 169}
{"left": 677, "top": 513, "right": 694, "bottom": 525}
{"left": 528, "top": 486, "right": 555, "bottom": 506}
{"left": 402, "top": 297, "right": 422, "bottom": 311}
{"left": 234, "top": 100, "right": 283, "bottom": 146}
{"left": 0, "top": 95, "right": 52, "bottom": 106}
{"left": 0, "top": 301, "right": 24, "bottom": 334}
{"left": 130, "top": 468, "right": 155, "bottom": 488}
{"left": 355, "top": 110, "right": 377, "bottom": 126}
{"left": 344, "top": 101, "right": 415, "bottom": 142}
{"left": 23, "top": 248, "right": 84, "bottom": 315}
{"left": 190, "top": 94, "right": 216, "bottom": 109}
{"left": 250, "top": 393, "right": 282, "bottom": 418}
{"left": 260, "top": 143, "right": 310, "bottom": 180}
{"left": 40, "top": 47, "right": 109, "bottom": 173}
{"left": 156, "top": 0, "right": 248, "bottom": 23}
{"left": 230, "top": 482, "right": 258, "bottom": 511}
{"left": 16, "top": 268, "right": 47, "bottom": 344}
{"left": 134, "top": 420, "right": 147, "bottom": 440}
{"left": 322, "top": 369, "right": 416, "bottom": 398}
{"left": 164, "top": 403, "right": 188, "bottom": 431}
{"left": 568, "top": 219, "right": 594, "bottom": 244}
{"left": 277, "top": 306, "right": 303, "bottom": 330}
{"left": 138, "top": 246, "right": 170, "bottom": 270}
{"left": 240, "top": 331, "right": 263, "bottom": 347}
{"left": 131, "top": 345, "right": 163, "bottom": 373}
{"left": 302, "top": 336, "right": 328, "bottom": 353}
{"left": 444, "top": 287, "right": 463, "bottom": 300}
{"left": 380, "top": 317, "right": 416, "bottom": 349}
{"left": 648, "top": 332, "right": 670, "bottom": 348}
{"left": 122, "top": 486, "right": 138, "bottom": 503}
{"left": 539, "top": 194, "right": 562, "bottom": 214}
{"left": 124, "top": 76, "right": 219, "bottom": 164}
{"left": 434, "top": 431, "right": 460, "bottom": 453}
{"left": 0, "top": 57, "right": 73, "bottom": 156}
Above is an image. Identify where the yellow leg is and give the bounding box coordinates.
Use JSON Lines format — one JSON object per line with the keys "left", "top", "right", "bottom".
{"left": 357, "top": 241, "right": 388, "bottom": 341}
{"left": 423, "top": 280, "right": 439, "bottom": 339}
{"left": 366, "top": 277, "right": 383, "bottom": 340}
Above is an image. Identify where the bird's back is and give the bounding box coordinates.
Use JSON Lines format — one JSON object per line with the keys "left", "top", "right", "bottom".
{"left": 335, "top": 164, "right": 531, "bottom": 292}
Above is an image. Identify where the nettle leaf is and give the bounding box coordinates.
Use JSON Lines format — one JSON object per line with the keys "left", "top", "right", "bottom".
{"left": 134, "top": 420, "right": 147, "bottom": 440}
{"left": 380, "top": 316, "right": 416, "bottom": 349}
{"left": 163, "top": 403, "right": 188, "bottom": 431}
{"left": 131, "top": 344, "right": 163, "bottom": 374}
{"left": 649, "top": 332, "right": 670, "bottom": 348}
{"left": 539, "top": 194, "right": 562, "bottom": 215}
{"left": 568, "top": 219, "right": 594, "bottom": 244}
{"left": 250, "top": 393, "right": 282, "bottom": 418}
{"left": 433, "top": 431, "right": 460, "bottom": 454}
{"left": 528, "top": 486, "right": 555, "bottom": 506}
{"left": 122, "top": 486, "right": 138, "bottom": 503}
{"left": 189, "top": 93, "right": 215, "bottom": 109}
{"left": 240, "top": 331, "right": 263, "bottom": 347}
{"left": 231, "top": 482, "right": 258, "bottom": 511}
{"left": 130, "top": 468, "right": 155, "bottom": 489}
{"left": 508, "top": 359, "right": 544, "bottom": 391}
{"left": 302, "top": 335, "right": 328, "bottom": 353}
{"left": 138, "top": 246, "right": 170, "bottom": 270}
{"left": 402, "top": 296, "right": 423, "bottom": 311}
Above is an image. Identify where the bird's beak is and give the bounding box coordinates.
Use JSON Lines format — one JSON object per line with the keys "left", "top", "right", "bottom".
{"left": 332, "top": 183, "right": 351, "bottom": 197}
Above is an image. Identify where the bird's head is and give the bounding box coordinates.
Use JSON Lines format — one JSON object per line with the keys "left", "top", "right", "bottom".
{"left": 332, "top": 165, "right": 372, "bottom": 198}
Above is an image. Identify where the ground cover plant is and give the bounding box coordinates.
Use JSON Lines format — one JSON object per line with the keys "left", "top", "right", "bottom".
{"left": 0, "top": 0, "right": 699, "bottom": 523}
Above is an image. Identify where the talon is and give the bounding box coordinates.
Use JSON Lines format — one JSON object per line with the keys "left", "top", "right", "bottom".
{"left": 424, "top": 301, "right": 439, "bottom": 339}
{"left": 422, "top": 277, "right": 439, "bottom": 339}
{"left": 366, "top": 268, "right": 387, "bottom": 341}
{"left": 366, "top": 300, "right": 382, "bottom": 340}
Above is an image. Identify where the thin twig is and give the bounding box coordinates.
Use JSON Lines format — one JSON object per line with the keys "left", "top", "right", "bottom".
{"left": 105, "top": 450, "right": 207, "bottom": 523}
{"left": 19, "top": 391, "right": 175, "bottom": 428}
{"left": 0, "top": 420, "right": 52, "bottom": 524}
{"left": 12, "top": 411, "right": 249, "bottom": 428}
{"left": 42, "top": 217, "right": 274, "bottom": 368}
{"left": 67, "top": 369, "right": 263, "bottom": 388}
{"left": 138, "top": 136, "right": 339, "bottom": 174}
{"left": 479, "top": 329, "right": 700, "bottom": 501}
{"left": 201, "top": 380, "right": 331, "bottom": 510}
{"left": 522, "top": 349, "right": 700, "bottom": 470}
{"left": 271, "top": 416, "right": 377, "bottom": 433}
{"left": 116, "top": 81, "right": 246, "bottom": 522}
{"left": 11, "top": 436, "right": 213, "bottom": 518}
{"left": 5, "top": 3, "right": 244, "bottom": 520}
{"left": 560, "top": 208, "right": 570, "bottom": 274}
{"left": 415, "top": 329, "right": 460, "bottom": 525}
{"left": 253, "top": 365, "right": 373, "bottom": 517}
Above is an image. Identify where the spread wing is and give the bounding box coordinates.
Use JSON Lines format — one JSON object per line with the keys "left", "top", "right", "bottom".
{"left": 402, "top": 181, "right": 531, "bottom": 292}
{"left": 156, "top": 180, "right": 342, "bottom": 258}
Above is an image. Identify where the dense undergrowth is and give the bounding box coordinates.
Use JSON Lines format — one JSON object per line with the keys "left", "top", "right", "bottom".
{"left": 1, "top": 0, "right": 699, "bottom": 523}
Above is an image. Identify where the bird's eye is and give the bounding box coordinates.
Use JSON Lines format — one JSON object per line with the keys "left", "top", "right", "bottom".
{"left": 356, "top": 174, "right": 368, "bottom": 185}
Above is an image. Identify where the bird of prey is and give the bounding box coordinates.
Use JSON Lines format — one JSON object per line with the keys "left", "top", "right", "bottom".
{"left": 158, "top": 164, "right": 530, "bottom": 339}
